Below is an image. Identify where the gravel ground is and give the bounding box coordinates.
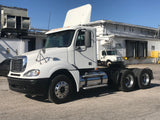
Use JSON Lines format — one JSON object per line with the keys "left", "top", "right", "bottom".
{"left": 0, "top": 64, "right": 160, "bottom": 120}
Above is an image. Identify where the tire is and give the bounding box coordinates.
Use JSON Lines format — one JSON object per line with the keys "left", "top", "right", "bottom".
{"left": 106, "top": 60, "right": 112, "bottom": 67}
{"left": 107, "top": 69, "right": 120, "bottom": 90}
{"left": 119, "top": 69, "right": 136, "bottom": 92}
{"left": 132, "top": 68, "right": 140, "bottom": 88}
{"left": 48, "top": 75, "right": 74, "bottom": 104}
{"left": 26, "top": 94, "right": 32, "bottom": 98}
{"left": 134, "top": 69, "right": 152, "bottom": 89}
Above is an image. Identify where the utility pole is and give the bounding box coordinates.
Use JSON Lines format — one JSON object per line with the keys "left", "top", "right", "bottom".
{"left": 158, "top": 25, "right": 160, "bottom": 39}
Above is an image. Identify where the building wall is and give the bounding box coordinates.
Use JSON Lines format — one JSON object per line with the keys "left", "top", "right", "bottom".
{"left": 148, "top": 40, "right": 160, "bottom": 56}
{"left": 0, "top": 38, "right": 28, "bottom": 62}
{"left": 104, "top": 22, "right": 156, "bottom": 38}
{"left": 0, "top": 36, "right": 46, "bottom": 63}
{"left": 88, "top": 21, "right": 159, "bottom": 58}
{"left": 35, "top": 37, "right": 46, "bottom": 50}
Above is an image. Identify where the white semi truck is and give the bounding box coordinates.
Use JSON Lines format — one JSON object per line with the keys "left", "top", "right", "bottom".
{"left": 98, "top": 49, "right": 123, "bottom": 66}
{"left": 96, "top": 36, "right": 123, "bottom": 66}
{"left": 7, "top": 5, "right": 153, "bottom": 104}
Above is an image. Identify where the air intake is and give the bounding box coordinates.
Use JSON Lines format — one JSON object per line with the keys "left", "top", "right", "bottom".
{"left": 3, "top": 15, "right": 16, "bottom": 29}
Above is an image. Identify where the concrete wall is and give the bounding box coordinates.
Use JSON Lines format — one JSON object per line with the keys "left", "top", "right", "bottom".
{"left": 148, "top": 40, "right": 160, "bottom": 56}
{"left": 0, "top": 38, "right": 28, "bottom": 63}
{"left": 35, "top": 37, "right": 46, "bottom": 50}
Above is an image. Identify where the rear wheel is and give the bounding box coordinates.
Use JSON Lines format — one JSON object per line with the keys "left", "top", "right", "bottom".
{"left": 134, "top": 69, "right": 152, "bottom": 89}
{"left": 119, "top": 69, "right": 136, "bottom": 92}
{"left": 48, "top": 75, "right": 74, "bottom": 104}
{"left": 107, "top": 69, "right": 120, "bottom": 90}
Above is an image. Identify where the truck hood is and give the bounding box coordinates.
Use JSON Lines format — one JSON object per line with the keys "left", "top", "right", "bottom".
{"left": 9, "top": 47, "right": 77, "bottom": 79}
{"left": 22, "top": 48, "right": 68, "bottom": 69}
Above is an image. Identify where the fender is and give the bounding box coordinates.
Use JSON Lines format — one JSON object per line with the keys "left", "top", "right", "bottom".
{"left": 49, "top": 69, "right": 80, "bottom": 92}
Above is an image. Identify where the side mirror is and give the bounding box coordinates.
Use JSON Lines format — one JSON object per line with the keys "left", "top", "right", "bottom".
{"left": 85, "top": 31, "right": 91, "bottom": 47}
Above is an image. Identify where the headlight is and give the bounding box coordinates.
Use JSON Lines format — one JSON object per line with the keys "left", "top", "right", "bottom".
{"left": 24, "top": 69, "right": 40, "bottom": 77}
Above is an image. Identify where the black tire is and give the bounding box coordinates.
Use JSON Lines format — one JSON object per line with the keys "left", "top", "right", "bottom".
{"left": 119, "top": 69, "right": 136, "bottom": 92}
{"left": 132, "top": 68, "right": 140, "bottom": 88}
{"left": 107, "top": 69, "right": 120, "bottom": 90}
{"left": 48, "top": 75, "right": 74, "bottom": 104}
{"left": 134, "top": 69, "right": 152, "bottom": 89}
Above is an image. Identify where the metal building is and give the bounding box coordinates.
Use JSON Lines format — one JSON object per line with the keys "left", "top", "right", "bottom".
{"left": 0, "top": 5, "right": 47, "bottom": 63}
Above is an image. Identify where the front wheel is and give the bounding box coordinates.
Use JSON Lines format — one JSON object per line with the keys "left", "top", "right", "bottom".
{"left": 119, "top": 69, "right": 136, "bottom": 92}
{"left": 48, "top": 75, "right": 74, "bottom": 104}
{"left": 106, "top": 60, "right": 112, "bottom": 67}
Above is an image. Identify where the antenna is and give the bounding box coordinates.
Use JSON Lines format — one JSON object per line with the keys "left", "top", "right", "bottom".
{"left": 48, "top": 12, "right": 51, "bottom": 30}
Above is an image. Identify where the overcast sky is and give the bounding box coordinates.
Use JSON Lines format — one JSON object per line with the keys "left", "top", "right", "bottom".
{"left": 0, "top": 0, "right": 160, "bottom": 30}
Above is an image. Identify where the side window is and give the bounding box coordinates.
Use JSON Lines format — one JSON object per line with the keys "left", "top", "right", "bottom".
{"left": 102, "top": 50, "right": 106, "bottom": 56}
{"left": 76, "top": 30, "right": 85, "bottom": 46}
{"left": 151, "top": 46, "right": 155, "bottom": 50}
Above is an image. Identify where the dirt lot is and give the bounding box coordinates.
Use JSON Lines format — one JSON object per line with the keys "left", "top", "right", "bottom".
{"left": 0, "top": 64, "right": 160, "bottom": 120}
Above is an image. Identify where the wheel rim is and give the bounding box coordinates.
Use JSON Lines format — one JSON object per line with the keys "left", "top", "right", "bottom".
{"left": 125, "top": 74, "right": 134, "bottom": 88}
{"left": 107, "top": 61, "right": 112, "bottom": 66}
{"left": 54, "top": 81, "right": 69, "bottom": 99}
{"left": 142, "top": 73, "right": 150, "bottom": 85}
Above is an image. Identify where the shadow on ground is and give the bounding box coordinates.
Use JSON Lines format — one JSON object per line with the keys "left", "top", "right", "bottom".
{"left": 25, "top": 82, "right": 160, "bottom": 103}
{"left": 25, "top": 87, "right": 116, "bottom": 103}
{"left": 150, "top": 83, "right": 160, "bottom": 88}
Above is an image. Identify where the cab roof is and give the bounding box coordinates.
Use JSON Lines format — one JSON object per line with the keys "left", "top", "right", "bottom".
{"left": 46, "top": 26, "right": 95, "bottom": 35}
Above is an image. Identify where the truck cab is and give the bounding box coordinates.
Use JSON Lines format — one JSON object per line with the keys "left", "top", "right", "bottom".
{"left": 8, "top": 26, "right": 109, "bottom": 103}
{"left": 100, "top": 49, "right": 123, "bottom": 66}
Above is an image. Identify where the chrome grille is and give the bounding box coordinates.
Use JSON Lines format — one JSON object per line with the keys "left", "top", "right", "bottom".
{"left": 11, "top": 56, "right": 27, "bottom": 72}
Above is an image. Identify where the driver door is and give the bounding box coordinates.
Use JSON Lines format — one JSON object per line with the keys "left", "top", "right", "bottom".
{"left": 74, "top": 30, "right": 96, "bottom": 69}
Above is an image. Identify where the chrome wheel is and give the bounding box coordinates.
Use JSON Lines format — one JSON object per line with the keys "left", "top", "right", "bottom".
{"left": 125, "top": 74, "right": 134, "bottom": 88}
{"left": 142, "top": 73, "right": 150, "bottom": 86}
{"left": 55, "top": 81, "right": 69, "bottom": 99}
{"left": 106, "top": 61, "right": 112, "bottom": 67}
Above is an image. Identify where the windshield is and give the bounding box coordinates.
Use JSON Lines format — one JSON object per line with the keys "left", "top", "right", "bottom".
{"left": 107, "top": 51, "right": 116, "bottom": 55}
{"left": 45, "top": 30, "right": 75, "bottom": 48}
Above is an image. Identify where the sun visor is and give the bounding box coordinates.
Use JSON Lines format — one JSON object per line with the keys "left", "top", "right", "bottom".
{"left": 63, "top": 4, "right": 92, "bottom": 27}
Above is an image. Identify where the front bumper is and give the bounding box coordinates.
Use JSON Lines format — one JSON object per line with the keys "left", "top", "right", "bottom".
{"left": 8, "top": 77, "right": 50, "bottom": 95}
